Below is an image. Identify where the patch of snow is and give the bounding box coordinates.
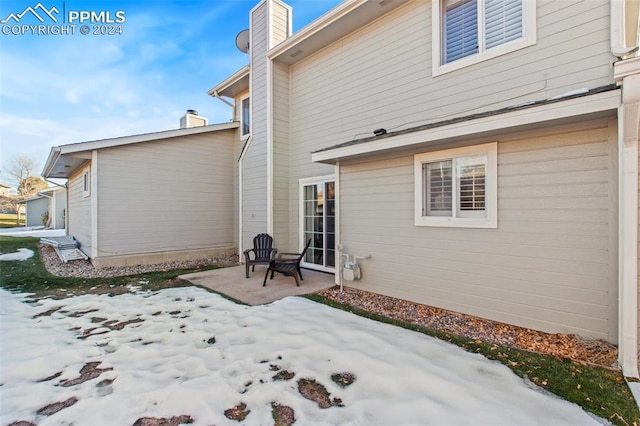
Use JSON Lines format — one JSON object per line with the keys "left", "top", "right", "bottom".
{"left": 0, "top": 227, "right": 66, "bottom": 238}
{"left": 0, "top": 288, "right": 604, "bottom": 425}
{"left": 0, "top": 248, "right": 34, "bottom": 261}
{"left": 549, "top": 88, "right": 589, "bottom": 100}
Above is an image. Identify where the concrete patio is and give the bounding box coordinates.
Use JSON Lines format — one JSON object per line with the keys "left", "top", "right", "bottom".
{"left": 179, "top": 264, "right": 336, "bottom": 305}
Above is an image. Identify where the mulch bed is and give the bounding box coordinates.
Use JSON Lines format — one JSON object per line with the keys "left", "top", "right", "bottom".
{"left": 319, "top": 286, "right": 618, "bottom": 368}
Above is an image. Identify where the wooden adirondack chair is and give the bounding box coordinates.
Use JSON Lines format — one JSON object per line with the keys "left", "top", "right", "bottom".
{"left": 263, "top": 239, "right": 311, "bottom": 287}
{"left": 243, "top": 233, "right": 278, "bottom": 278}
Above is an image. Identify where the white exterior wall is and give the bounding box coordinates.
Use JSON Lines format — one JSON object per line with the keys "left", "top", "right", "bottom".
{"left": 95, "top": 131, "right": 235, "bottom": 258}
{"left": 338, "top": 119, "right": 618, "bottom": 342}
{"left": 68, "top": 164, "right": 93, "bottom": 255}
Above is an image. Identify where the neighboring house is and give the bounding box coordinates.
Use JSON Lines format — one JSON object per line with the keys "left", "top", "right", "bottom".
{"left": 0, "top": 184, "right": 10, "bottom": 197}
{"left": 43, "top": 112, "right": 238, "bottom": 268}
{"left": 18, "top": 187, "right": 66, "bottom": 228}
{"left": 43, "top": 0, "right": 640, "bottom": 378}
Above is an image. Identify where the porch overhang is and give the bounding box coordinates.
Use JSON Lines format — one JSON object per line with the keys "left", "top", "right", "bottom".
{"left": 311, "top": 86, "right": 622, "bottom": 164}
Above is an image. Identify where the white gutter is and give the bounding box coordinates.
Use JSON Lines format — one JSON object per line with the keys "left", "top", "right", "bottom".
{"left": 211, "top": 90, "right": 235, "bottom": 109}
{"left": 611, "top": 0, "right": 640, "bottom": 58}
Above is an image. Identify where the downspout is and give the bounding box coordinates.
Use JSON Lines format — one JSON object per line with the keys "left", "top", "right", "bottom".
{"left": 611, "top": 0, "right": 640, "bottom": 59}
{"left": 335, "top": 162, "right": 342, "bottom": 289}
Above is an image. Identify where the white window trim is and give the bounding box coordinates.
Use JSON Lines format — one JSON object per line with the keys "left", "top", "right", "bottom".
{"left": 432, "top": 0, "right": 536, "bottom": 77}
{"left": 240, "top": 93, "right": 251, "bottom": 140}
{"left": 82, "top": 169, "right": 91, "bottom": 198}
{"left": 414, "top": 142, "right": 497, "bottom": 228}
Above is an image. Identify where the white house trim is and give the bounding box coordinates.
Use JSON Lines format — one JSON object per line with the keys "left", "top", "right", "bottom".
{"left": 312, "top": 89, "right": 621, "bottom": 164}
{"left": 615, "top": 58, "right": 640, "bottom": 378}
{"left": 90, "top": 150, "right": 98, "bottom": 259}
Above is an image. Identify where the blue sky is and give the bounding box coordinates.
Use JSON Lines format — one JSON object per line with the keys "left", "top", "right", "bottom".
{"left": 0, "top": 0, "right": 341, "bottom": 186}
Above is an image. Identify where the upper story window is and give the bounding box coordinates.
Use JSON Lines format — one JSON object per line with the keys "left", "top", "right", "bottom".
{"left": 241, "top": 96, "right": 250, "bottom": 138}
{"left": 433, "top": 0, "right": 536, "bottom": 76}
{"left": 414, "top": 142, "right": 497, "bottom": 228}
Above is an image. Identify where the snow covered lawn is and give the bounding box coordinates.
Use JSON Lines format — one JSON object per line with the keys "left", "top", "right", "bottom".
{"left": 1, "top": 287, "right": 602, "bottom": 425}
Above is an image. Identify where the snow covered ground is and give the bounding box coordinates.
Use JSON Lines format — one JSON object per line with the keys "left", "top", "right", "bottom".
{"left": 0, "top": 286, "right": 603, "bottom": 425}
{"left": 0, "top": 227, "right": 65, "bottom": 238}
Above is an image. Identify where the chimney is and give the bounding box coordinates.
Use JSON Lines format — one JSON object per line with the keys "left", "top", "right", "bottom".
{"left": 180, "top": 109, "right": 208, "bottom": 129}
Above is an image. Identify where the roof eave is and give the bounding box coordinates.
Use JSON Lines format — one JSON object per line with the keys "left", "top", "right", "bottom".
{"left": 268, "top": 0, "right": 410, "bottom": 65}
{"left": 312, "top": 87, "right": 621, "bottom": 164}
{"left": 43, "top": 122, "right": 240, "bottom": 179}
{"left": 208, "top": 65, "right": 250, "bottom": 98}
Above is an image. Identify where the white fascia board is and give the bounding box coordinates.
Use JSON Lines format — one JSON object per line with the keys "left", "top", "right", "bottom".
{"left": 268, "top": 0, "right": 365, "bottom": 59}
{"left": 312, "top": 89, "right": 622, "bottom": 163}
{"left": 207, "top": 65, "right": 251, "bottom": 97}
{"left": 57, "top": 122, "right": 239, "bottom": 155}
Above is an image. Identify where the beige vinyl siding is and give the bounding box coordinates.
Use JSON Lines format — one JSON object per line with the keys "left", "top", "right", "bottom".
{"left": 243, "top": 2, "right": 269, "bottom": 251}
{"left": 95, "top": 131, "right": 235, "bottom": 257}
{"left": 273, "top": 61, "right": 291, "bottom": 248}
{"left": 338, "top": 119, "right": 618, "bottom": 342}
{"left": 271, "top": 0, "right": 290, "bottom": 44}
{"left": 24, "top": 198, "right": 48, "bottom": 227}
{"left": 53, "top": 189, "right": 66, "bottom": 229}
{"left": 68, "top": 164, "right": 92, "bottom": 255}
{"left": 288, "top": 0, "right": 612, "bottom": 160}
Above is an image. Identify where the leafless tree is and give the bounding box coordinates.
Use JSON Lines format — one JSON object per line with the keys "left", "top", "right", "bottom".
{"left": 3, "top": 154, "right": 47, "bottom": 224}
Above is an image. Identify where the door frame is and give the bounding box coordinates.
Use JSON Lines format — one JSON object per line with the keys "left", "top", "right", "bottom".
{"left": 299, "top": 174, "right": 336, "bottom": 273}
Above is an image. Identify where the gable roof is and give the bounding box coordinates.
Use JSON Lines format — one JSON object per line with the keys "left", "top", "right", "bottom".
{"left": 43, "top": 121, "right": 239, "bottom": 179}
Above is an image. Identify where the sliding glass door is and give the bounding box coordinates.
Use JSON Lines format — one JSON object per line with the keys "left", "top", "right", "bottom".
{"left": 301, "top": 177, "right": 335, "bottom": 272}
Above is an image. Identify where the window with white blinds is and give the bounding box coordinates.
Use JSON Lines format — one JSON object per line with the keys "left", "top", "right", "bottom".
{"left": 444, "top": 0, "right": 523, "bottom": 64}
{"left": 444, "top": 0, "right": 478, "bottom": 63}
{"left": 415, "top": 143, "right": 497, "bottom": 228}
{"left": 434, "top": 0, "right": 534, "bottom": 75}
{"left": 485, "top": 0, "right": 523, "bottom": 49}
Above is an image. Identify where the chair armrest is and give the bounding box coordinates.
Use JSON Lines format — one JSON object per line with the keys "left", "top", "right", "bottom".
{"left": 278, "top": 252, "right": 301, "bottom": 257}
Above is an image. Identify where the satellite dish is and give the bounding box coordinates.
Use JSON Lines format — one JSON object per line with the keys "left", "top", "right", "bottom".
{"left": 235, "top": 29, "right": 250, "bottom": 54}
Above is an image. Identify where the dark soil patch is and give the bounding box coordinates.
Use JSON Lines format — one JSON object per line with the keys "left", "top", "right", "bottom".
{"left": 132, "top": 415, "right": 194, "bottom": 426}
{"left": 68, "top": 308, "right": 99, "bottom": 318}
{"left": 224, "top": 402, "right": 250, "bottom": 421}
{"left": 91, "top": 316, "right": 107, "bottom": 323}
{"left": 7, "top": 421, "right": 37, "bottom": 426}
{"left": 38, "top": 371, "right": 62, "bottom": 382}
{"left": 33, "top": 307, "right": 62, "bottom": 318}
{"left": 61, "top": 362, "right": 113, "bottom": 387}
{"left": 331, "top": 372, "right": 356, "bottom": 388}
{"left": 271, "top": 402, "right": 296, "bottom": 426}
{"left": 36, "top": 396, "right": 78, "bottom": 415}
{"left": 273, "top": 370, "right": 295, "bottom": 381}
{"left": 297, "top": 378, "right": 342, "bottom": 409}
